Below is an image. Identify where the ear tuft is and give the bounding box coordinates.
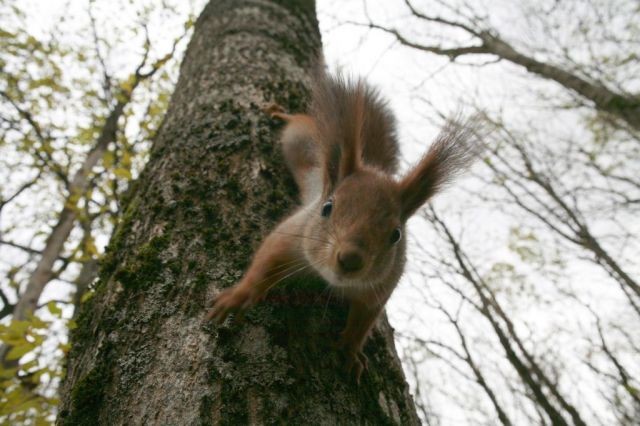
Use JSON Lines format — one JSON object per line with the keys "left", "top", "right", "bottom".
{"left": 398, "top": 115, "right": 485, "bottom": 219}
{"left": 311, "top": 69, "right": 366, "bottom": 193}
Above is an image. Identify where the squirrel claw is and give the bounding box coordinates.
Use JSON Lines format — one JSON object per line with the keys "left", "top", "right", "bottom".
{"left": 263, "top": 103, "right": 286, "bottom": 117}
{"left": 345, "top": 350, "right": 369, "bottom": 384}
{"left": 205, "top": 287, "right": 253, "bottom": 324}
{"left": 335, "top": 334, "right": 368, "bottom": 384}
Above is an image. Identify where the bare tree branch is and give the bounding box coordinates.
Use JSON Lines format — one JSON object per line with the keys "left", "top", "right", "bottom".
{"left": 362, "top": 2, "right": 640, "bottom": 130}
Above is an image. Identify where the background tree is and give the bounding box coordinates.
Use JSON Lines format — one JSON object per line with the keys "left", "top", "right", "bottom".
{"left": 57, "top": 0, "right": 418, "bottom": 423}
{"left": 0, "top": 0, "right": 196, "bottom": 421}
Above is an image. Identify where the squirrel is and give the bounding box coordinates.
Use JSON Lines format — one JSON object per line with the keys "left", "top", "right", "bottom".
{"left": 206, "top": 68, "right": 481, "bottom": 382}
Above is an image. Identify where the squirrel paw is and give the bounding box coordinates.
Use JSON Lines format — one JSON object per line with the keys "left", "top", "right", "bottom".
{"left": 206, "top": 286, "right": 255, "bottom": 324}
{"left": 335, "top": 334, "right": 369, "bottom": 384}
{"left": 344, "top": 350, "right": 369, "bottom": 384}
{"left": 263, "top": 103, "right": 287, "bottom": 119}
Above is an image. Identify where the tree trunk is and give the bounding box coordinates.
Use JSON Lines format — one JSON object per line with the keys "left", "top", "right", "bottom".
{"left": 57, "top": 1, "right": 419, "bottom": 424}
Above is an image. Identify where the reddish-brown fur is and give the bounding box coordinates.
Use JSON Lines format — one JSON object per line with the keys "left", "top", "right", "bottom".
{"left": 207, "top": 68, "right": 481, "bottom": 382}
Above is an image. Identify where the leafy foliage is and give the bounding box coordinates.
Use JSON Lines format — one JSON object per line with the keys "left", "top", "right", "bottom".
{"left": 0, "top": 0, "right": 201, "bottom": 422}
{"left": 0, "top": 308, "right": 66, "bottom": 423}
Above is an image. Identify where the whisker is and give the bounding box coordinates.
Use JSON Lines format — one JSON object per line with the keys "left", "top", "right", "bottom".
{"left": 246, "top": 259, "right": 311, "bottom": 291}
{"left": 248, "top": 245, "right": 330, "bottom": 294}
{"left": 368, "top": 279, "right": 384, "bottom": 306}
{"left": 265, "top": 259, "right": 311, "bottom": 280}
{"left": 264, "top": 256, "right": 330, "bottom": 294}
{"left": 271, "top": 230, "right": 330, "bottom": 244}
{"left": 320, "top": 285, "right": 335, "bottom": 321}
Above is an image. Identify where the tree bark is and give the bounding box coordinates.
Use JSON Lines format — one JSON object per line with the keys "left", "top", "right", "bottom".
{"left": 57, "top": 1, "right": 419, "bottom": 424}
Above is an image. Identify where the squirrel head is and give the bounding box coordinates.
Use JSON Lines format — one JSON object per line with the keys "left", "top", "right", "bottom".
{"left": 309, "top": 167, "right": 404, "bottom": 286}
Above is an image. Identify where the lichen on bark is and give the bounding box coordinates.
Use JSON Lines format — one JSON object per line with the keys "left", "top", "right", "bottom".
{"left": 58, "top": 1, "right": 419, "bottom": 424}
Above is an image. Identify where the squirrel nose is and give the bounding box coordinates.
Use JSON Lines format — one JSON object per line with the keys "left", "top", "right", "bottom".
{"left": 337, "top": 250, "right": 364, "bottom": 273}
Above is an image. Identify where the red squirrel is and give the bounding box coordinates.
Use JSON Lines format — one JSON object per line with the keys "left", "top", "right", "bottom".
{"left": 207, "top": 69, "right": 480, "bottom": 382}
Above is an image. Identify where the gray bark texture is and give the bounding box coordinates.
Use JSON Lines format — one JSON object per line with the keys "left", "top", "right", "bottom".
{"left": 57, "top": 0, "right": 419, "bottom": 424}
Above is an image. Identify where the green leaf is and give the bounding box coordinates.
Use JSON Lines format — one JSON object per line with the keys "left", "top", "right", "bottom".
{"left": 5, "top": 343, "right": 35, "bottom": 361}
{"left": 26, "top": 314, "right": 48, "bottom": 329}
{"left": 7, "top": 319, "right": 30, "bottom": 335}
{"left": 59, "top": 342, "right": 71, "bottom": 353}
{"left": 114, "top": 167, "right": 132, "bottom": 180}
{"left": 103, "top": 150, "right": 115, "bottom": 169}
{"left": 80, "top": 291, "right": 94, "bottom": 304}
{"left": 47, "top": 301, "right": 62, "bottom": 316}
{"left": 0, "top": 366, "right": 19, "bottom": 379}
{"left": 20, "top": 359, "right": 39, "bottom": 371}
{"left": 13, "top": 399, "right": 41, "bottom": 414}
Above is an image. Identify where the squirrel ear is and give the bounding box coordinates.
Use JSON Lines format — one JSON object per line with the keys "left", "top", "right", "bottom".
{"left": 397, "top": 149, "right": 441, "bottom": 219}
{"left": 314, "top": 74, "right": 365, "bottom": 191}
{"left": 398, "top": 117, "right": 481, "bottom": 219}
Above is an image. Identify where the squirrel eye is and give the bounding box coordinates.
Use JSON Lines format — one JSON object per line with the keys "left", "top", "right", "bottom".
{"left": 390, "top": 227, "right": 402, "bottom": 245}
{"left": 321, "top": 199, "right": 333, "bottom": 217}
